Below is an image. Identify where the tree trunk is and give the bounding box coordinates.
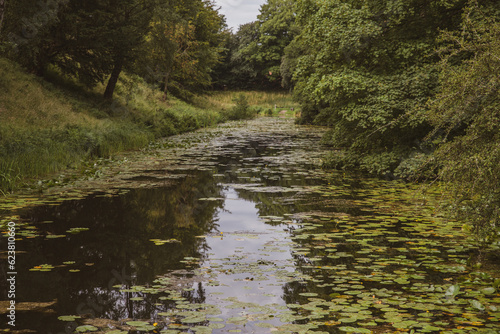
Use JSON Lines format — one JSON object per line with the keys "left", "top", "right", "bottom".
{"left": 0, "top": 0, "right": 6, "bottom": 35}
{"left": 163, "top": 70, "right": 171, "bottom": 100}
{"left": 104, "top": 53, "right": 125, "bottom": 100}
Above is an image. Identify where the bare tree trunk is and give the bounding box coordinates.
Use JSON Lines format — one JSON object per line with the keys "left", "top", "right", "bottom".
{"left": 0, "top": 0, "right": 6, "bottom": 35}
{"left": 104, "top": 52, "right": 125, "bottom": 100}
{"left": 163, "top": 70, "right": 171, "bottom": 100}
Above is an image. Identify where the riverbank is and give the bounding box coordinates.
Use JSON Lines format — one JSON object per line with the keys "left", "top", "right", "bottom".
{"left": 0, "top": 58, "right": 266, "bottom": 194}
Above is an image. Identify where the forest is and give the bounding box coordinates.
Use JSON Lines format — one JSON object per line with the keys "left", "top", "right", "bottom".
{"left": 0, "top": 0, "right": 499, "bottom": 243}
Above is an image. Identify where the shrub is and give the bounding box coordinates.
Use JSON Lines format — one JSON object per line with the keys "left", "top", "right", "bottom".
{"left": 224, "top": 94, "right": 256, "bottom": 120}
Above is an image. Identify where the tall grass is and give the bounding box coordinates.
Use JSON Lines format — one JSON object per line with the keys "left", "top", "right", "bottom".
{"left": 0, "top": 58, "right": 224, "bottom": 193}
{"left": 204, "top": 90, "right": 299, "bottom": 112}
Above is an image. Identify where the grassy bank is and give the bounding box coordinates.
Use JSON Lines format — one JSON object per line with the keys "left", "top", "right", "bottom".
{"left": 0, "top": 58, "right": 224, "bottom": 193}
{"left": 0, "top": 59, "right": 299, "bottom": 194}
{"left": 203, "top": 90, "right": 299, "bottom": 116}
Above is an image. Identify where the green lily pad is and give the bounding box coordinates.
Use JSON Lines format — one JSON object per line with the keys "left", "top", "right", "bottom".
{"left": 445, "top": 284, "right": 460, "bottom": 298}
{"left": 481, "top": 287, "right": 496, "bottom": 295}
{"left": 75, "top": 325, "right": 98, "bottom": 332}
{"left": 339, "top": 326, "right": 372, "bottom": 333}
{"left": 469, "top": 299, "right": 485, "bottom": 311}
{"left": 299, "top": 292, "right": 318, "bottom": 297}
{"left": 126, "top": 321, "right": 150, "bottom": 327}
{"left": 58, "top": 315, "right": 81, "bottom": 321}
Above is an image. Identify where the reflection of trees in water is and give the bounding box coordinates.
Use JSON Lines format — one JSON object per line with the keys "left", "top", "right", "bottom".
{"left": 282, "top": 280, "right": 307, "bottom": 306}
{"left": 16, "top": 171, "right": 224, "bottom": 326}
{"left": 70, "top": 279, "right": 208, "bottom": 322}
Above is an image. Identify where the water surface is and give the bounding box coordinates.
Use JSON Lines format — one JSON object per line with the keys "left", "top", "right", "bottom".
{"left": 1, "top": 118, "right": 499, "bottom": 334}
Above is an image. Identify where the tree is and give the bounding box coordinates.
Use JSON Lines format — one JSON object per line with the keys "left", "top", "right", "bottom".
{"left": 426, "top": 0, "right": 500, "bottom": 243}
{"left": 0, "top": 0, "right": 6, "bottom": 35}
{"left": 290, "top": 0, "right": 467, "bottom": 177}
{"left": 1, "top": 0, "right": 68, "bottom": 75}
{"left": 212, "top": 0, "right": 297, "bottom": 90}
{"left": 228, "top": 21, "right": 261, "bottom": 88}
{"left": 141, "top": 0, "right": 226, "bottom": 99}
{"left": 253, "top": 0, "right": 297, "bottom": 86}
{"left": 94, "top": 0, "right": 156, "bottom": 99}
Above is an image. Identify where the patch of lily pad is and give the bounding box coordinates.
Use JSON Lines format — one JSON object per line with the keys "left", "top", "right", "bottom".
{"left": 2, "top": 118, "right": 500, "bottom": 334}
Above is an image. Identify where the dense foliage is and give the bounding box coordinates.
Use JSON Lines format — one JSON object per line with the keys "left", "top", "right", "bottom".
{"left": 427, "top": 2, "right": 500, "bottom": 243}
{"left": 213, "top": 0, "right": 297, "bottom": 90}
{"left": 290, "top": 0, "right": 468, "bottom": 177}
{"left": 214, "top": 0, "right": 500, "bottom": 242}
{"left": 0, "top": 0, "right": 226, "bottom": 99}
{"left": 280, "top": 0, "right": 499, "bottom": 242}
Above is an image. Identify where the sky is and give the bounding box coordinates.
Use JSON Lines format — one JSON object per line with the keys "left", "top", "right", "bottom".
{"left": 213, "top": 0, "right": 266, "bottom": 31}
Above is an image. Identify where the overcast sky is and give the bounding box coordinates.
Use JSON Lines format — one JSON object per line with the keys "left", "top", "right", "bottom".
{"left": 213, "top": 0, "right": 266, "bottom": 32}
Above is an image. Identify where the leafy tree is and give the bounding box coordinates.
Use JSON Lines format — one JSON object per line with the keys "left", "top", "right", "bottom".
{"left": 1, "top": 0, "right": 68, "bottom": 75}
{"left": 226, "top": 21, "right": 262, "bottom": 89}
{"left": 426, "top": 0, "right": 500, "bottom": 243}
{"left": 141, "top": 0, "right": 226, "bottom": 99}
{"left": 1, "top": 0, "right": 154, "bottom": 99}
{"left": 254, "top": 0, "right": 297, "bottom": 86}
{"left": 100, "top": 0, "right": 156, "bottom": 99}
{"left": 213, "top": 0, "right": 297, "bottom": 90}
{"left": 291, "top": 0, "right": 467, "bottom": 177}
{"left": 2, "top": 0, "right": 225, "bottom": 100}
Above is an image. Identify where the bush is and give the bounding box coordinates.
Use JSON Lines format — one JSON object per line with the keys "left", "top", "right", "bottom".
{"left": 224, "top": 94, "right": 256, "bottom": 120}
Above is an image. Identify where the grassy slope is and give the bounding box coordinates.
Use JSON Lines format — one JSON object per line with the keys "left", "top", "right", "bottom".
{"left": 204, "top": 90, "right": 299, "bottom": 114}
{"left": 0, "top": 57, "right": 223, "bottom": 193}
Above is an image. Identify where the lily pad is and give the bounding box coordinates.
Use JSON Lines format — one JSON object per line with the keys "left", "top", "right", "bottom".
{"left": 469, "top": 299, "right": 485, "bottom": 311}
{"left": 126, "top": 321, "right": 150, "bottom": 327}
{"left": 58, "top": 315, "right": 81, "bottom": 322}
{"left": 75, "top": 325, "right": 98, "bottom": 332}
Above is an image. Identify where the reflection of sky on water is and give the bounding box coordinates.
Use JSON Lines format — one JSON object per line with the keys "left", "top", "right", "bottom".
{"left": 200, "top": 188, "right": 296, "bottom": 330}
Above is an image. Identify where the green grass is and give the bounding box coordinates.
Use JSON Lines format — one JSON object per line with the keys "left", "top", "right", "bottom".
{"left": 0, "top": 57, "right": 224, "bottom": 193}
{"left": 204, "top": 90, "right": 300, "bottom": 116}
{"left": 0, "top": 58, "right": 300, "bottom": 194}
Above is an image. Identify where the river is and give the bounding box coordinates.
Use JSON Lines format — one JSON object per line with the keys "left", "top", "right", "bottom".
{"left": 1, "top": 117, "right": 499, "bottom": 334}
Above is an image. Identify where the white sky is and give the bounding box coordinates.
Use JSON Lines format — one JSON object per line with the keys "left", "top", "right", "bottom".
{"left": 213, "top": 0, "right": 266, "bottom": 32}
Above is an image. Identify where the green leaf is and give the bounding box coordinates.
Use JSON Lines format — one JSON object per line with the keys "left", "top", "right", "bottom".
{"left": 75, "top": 325, "right": 98, "bottom": 333}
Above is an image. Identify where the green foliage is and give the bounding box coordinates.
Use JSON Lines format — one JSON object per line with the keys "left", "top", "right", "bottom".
{"left": 0, "top": 0, "right": 226, "bottom": 100}
{"left": 1, "top": 0, "right": 67, "bottom": 74}
{"left": 217, "top": 22, "right": 261, "bottom": 89}
{"left": 426, "top": 0, "right": 500, "bottom": 243}
{"left": 0, "top": 57, "right": 224, "bottom": 193}
{"left": 214, "top": 0, "right": 297, "bottom": 90}
{"left": 204, "top": 90, "right": 298, "bottom": 114}
{"left": 140, "top": 0, "right": 226, "bottom": 100}
{"left": 224, "top": 94, "right": 256, "bottom": 120}
{"left": 292, "top": 0, "right": 466, "bottom": 176}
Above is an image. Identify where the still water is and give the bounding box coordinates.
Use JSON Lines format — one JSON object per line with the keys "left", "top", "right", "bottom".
{"left": 1, "top": 118, "right": 499, "bottom": 334}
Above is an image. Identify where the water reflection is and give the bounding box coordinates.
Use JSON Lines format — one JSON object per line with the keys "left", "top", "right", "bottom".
{"left": 11, "top": 172, "right": 225, "bottom": 332}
